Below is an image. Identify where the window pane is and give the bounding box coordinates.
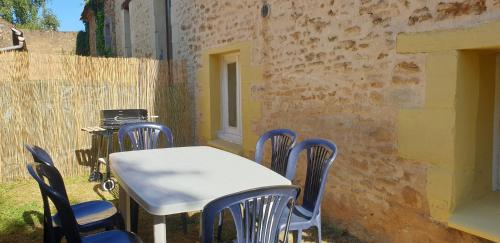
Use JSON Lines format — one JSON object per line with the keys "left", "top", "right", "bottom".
{"left": 227, "top": 62, "right": 237, "bottom": 127}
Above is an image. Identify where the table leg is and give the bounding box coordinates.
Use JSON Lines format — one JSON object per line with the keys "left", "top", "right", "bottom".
{"left": 153, "top": 215, "right": 167, "bottom": 243}
{"left": 119, "top": 186, "right": 131, "bottom": 231}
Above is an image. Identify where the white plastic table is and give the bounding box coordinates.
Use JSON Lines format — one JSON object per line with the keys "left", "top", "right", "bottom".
{"left": 109, "top": 146, "right": 291, "bottom": 243}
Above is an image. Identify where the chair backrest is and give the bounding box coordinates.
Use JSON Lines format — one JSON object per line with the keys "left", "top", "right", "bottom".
{"left": 118, "top": 122, "right": 174, "bottom": 151}
{"left": 254, "top": 129, "right": 297, "bottom": 177}
{"left": 27, "top": 163, "right": 82, "bottom": 243}
{"left": 285, "top": 139, "right": 337, "bottom": 217}
{"left": 24, "top": 144, "right": 54, "bottom": 166}
{"left": 201, "top": 185, "right": 300, "bottom": 243}
{"left": 24, "top": 144, "right": 67, "bottom": 242}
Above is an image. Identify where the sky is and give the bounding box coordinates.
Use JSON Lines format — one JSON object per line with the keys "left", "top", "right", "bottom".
{"left": 47, "top": 0, "right": 85, "bottom": 32}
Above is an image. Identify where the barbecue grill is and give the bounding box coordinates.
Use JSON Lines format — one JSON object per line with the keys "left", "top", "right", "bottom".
{"left": 82, "top": 109, "right": 155, "bottom": 191}
{"left": 100, "top": 109, "right": 149, "bottom": 130}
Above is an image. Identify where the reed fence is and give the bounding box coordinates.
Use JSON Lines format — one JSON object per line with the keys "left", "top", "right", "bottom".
{"left": 0, "top": 52, "right": 193, "bottom": 182}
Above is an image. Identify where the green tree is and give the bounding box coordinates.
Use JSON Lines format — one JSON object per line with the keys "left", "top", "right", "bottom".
{"left": 0, "top": 0, "right": 60, "bottom": 31}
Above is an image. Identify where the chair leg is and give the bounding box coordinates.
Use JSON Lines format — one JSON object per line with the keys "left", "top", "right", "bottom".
{"left": 292, "top": 230, "right": 302, "bottom": 243}
{"left": 217, "top": 211, "right": 224, "bottom": 241}
{"left": 316, "top": 226, "right": 322, "bottom": 243}
{"left": 181, "top": 213, "right": 188, "bottom": 234}
{"left": 116, "top": 213, "right": 125, "bottom": 230}
{"left": 54, "top": 230, "right": 64, "bottom": 243}
{"left": 130, "top": 198, "right": 139, "bottom": 233}
{"left": 42, "top": 221, "right": 50, "bottom": 243}
{"left": 48, "top": 224, "right": 64, "bottom": 243}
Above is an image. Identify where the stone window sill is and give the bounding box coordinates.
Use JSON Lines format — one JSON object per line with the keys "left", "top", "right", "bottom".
{"left": 448, "top": 192, "right": 500, "bottom": 241}
{"left": 207, "top": 139, "right": 243, "bottom": 155}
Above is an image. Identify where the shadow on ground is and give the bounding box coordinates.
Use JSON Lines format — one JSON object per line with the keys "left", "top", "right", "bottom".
{"left": 0, "top": 176, "right": 363, "bottom": 243}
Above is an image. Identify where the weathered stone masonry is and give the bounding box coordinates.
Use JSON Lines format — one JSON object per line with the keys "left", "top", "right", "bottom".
{"left": 171, "top": 0, "right": 500, "bottom": 242}
{"left": 0, "top": 17, "right": 77, "bottom": 54}
{"left": 113, "top": 0, "right": 168, "bottom": 59}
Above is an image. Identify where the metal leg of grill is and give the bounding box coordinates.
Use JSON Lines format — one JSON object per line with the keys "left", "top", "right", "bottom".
{"left": 106, "top": 130, "right": 113, "bottom": 180}
{"left": 89, "top": 134, "right": 104, "bottom": 182}
{"left": 101, "top": 130, "right": 116, "bottom": 191}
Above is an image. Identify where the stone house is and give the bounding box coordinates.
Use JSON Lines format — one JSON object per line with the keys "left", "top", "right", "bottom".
{"left": 111, "top": 0, "right": 500, "bottom": 242}
{"left": 81, "top": 4, "right": 98, "bottom": 56}
{"left": 113, "top": 0, "right": 170, "bottom": 58}
{"left": 81, "top": 0, "right": 118, "bottom": 56}
{"left": 82, "top": 0, "right": 169, "bottom": 58}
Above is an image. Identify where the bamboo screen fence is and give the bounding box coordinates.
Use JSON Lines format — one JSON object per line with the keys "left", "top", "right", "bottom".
{"left": 0, "top": 52, "right": 193, "bottom": 182}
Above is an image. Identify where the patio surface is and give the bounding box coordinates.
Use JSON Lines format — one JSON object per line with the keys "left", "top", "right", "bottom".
{"left": 0, "top": 176, "right": 362, "bottom": 243}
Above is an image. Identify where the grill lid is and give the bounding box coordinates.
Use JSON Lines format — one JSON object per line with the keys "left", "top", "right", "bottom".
{"left": 100, "top": 109, "right": 148, "bottom": 129}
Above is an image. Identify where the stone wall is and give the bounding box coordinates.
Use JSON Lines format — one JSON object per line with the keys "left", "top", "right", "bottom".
{"left": 104, "top": 0, "right": 117, "bottom": 54}
{"left": 0, "top": 18, "right": 12, "bottom": 48}
{"left": 21, "top": 30, "right": 78, "bottom": 55}
{"left": 128, "top": 0, "right": 156, "bottom": 58}
{"left": 86, "top": 10, "right": 98, "bottom": 56}
{"left": 0, "top": 17, "right": 77, "bottom": 55}
{"left": 171, "top": 0, "right": 500, "bottom": 242}
{"left": 113, "top": 0, "right": 126, "bottom": 56}
{"left": 113, "top": 0, "right": 168, "bottom": 59}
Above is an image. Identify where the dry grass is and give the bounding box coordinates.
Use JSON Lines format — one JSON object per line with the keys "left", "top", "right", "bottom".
{"left": 0, "top": 52, "right": 193, "bottom": 182}
{"left": 0, "top": 176, "right": 362, "bottom": 243}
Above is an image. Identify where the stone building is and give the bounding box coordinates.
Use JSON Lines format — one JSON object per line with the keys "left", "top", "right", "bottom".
{"left": 112, "top": 0, "right": 169, "bottom": 58}
{"left": 81, "top": 4, "right": 98, "bottom": 56}
{"left": 113, "top": 0, "right": 500, "bottom": 242}
{"left": 82, "top": 0, "right": 169, "bottom": 58}
{"left": 81, "top": 0, "right": 114, "bottom": 56}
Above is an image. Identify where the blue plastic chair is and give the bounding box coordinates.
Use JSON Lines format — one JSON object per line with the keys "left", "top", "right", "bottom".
{"left": 280, "top": 139, "right": 338, "bottom": 243}
{"left": 25, "top": 144, "right": 54, "bottom": 166}
{"left": 201, "top": 185, "right": 300, "bottom": 243}
{"left": 27, "top": 163, "right": 141, "bottom": 243}
{"left": 24, "top": 145, "right": 124, "bottom": 243}
{"left": 255, "top": 129, "right": 297, "bottom": 177}
{"left": 118, "top": 122, "right": 173, "bottom": 152}
{"left": 117, "top": 122, "right": 181, "bottom": 234}
{"left": 217, "top": 129, "right": 296, "bottom": 240}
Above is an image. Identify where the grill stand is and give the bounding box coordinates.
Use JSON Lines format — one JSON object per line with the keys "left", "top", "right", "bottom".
{"left": 83, "top": 109, "right": 153, "bottom": 191}
{"left": 85, "top": 129, "right": 117, "bottom": 191}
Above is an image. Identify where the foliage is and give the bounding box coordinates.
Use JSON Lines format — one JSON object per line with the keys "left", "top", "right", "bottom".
{"left": 0, "top": 0, "right": 60, "bottom": 31}
{"left": 82, "top": 0, "right": 113, "bottom": 57}
{"left": 40, "top": 8, "right": 58, "bottom": 31}
{"left": 95, "top": 8, "right": 112, "bottom": 57}
{"left": 76, "top": 30, "right": 90, "bottom": 56}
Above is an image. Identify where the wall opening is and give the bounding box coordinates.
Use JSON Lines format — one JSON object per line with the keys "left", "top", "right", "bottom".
{"left": 123, "top": 9, "right": 132, "bottom": 57}
{"left": 217, "top": 53, "right": 242, "bottom": 144}
{"left": 153, "top": 0, "right": 168, "bottom": 59}
{"left": 492, "top": 54, "right": 500, "bottom": 191}
{"left": 198, "top": 42, "right": 262, "bottom": 156}
{"left": 396, "top": 20, "right": 500, "bottom": 240}
{"left": 453, "top": 51, "right": 496, "bottom": 207}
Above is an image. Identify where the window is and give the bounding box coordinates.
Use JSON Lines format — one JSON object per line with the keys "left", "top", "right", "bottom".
{"left": 218, "top": 54, "right": 242, "bottom": 144}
